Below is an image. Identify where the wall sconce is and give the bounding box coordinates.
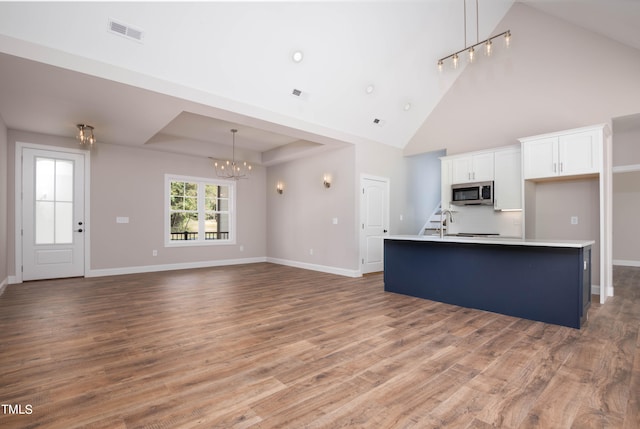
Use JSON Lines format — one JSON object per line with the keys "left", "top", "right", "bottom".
{"left": 276, "top": 182, "right": 284, "bottom": 194}
{"left": 323, "top": 174, "right": 331, "bottom": 189}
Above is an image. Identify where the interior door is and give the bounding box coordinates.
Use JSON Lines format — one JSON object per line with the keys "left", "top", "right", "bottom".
{"left": 360, "top": 176, "right": 389, "bottom": 274}
{"left": 22, "top": 148, "right": 85, "bottom": 281}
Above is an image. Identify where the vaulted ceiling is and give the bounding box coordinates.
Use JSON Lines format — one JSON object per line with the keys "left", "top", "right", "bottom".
{"left": 0, "top": 1, "right": 638, "bottom": 165}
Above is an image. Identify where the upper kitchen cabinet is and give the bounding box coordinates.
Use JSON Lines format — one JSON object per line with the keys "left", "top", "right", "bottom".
{"left": 494, "top": 147, "right": 522, "bottom": 210}
{"left": 441, "top": 145, "right": 521, "bottom": 211}
{"left": 450, "top": 152, "right": 494, "bottom": 184}
{"left": 521, "top": 126, "right": 604, "bottom": 180}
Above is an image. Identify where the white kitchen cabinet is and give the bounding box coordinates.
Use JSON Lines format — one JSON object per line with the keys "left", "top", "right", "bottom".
{"left": 559, "top": 130, "right": 601, "bottom": 176}
{"left": 521, "top": 128, "right": 601, "bottom": 180}
{"left": 451, "top": 152, "right": 494, "bottom": 184}
{"left": 519, "top": 124, "right": 611, "bottom": 305}
{"left": 493, "top": 147, "right": 522, "bottom": 210}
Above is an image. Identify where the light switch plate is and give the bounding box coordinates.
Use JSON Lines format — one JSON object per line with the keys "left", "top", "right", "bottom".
{"left": 116, "top": 216, "right": 129, "bottom": 224}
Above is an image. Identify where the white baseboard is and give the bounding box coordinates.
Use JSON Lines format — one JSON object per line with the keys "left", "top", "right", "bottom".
{"left": 591, "top": 284, "right": 615, "bottom": 296}
{"left": 613, "top": 259, "right": 640, "bottom": 267}
{"left": 267, "top": 257, "right": 361, "bottom": 278}
{"left": 5, "top": 257, "right": 360, "bottom": 283}
{"left": 0, "top": 278, "right": 7, "bottom": 297}
{"left": 86, "top": 257, "right": 268, "bottom": 278}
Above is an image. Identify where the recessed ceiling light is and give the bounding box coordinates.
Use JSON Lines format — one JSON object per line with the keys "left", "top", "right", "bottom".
{"left": 403, "top": 102, "right": 412, "bottom": 111}
{"left": 365, "top": 84, "right": 375, "bottom": 94}
{"left": 292, "top": 50, "right": 304, "bottom": 63}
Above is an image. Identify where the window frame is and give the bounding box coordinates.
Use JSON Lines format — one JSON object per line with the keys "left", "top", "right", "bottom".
{"left": 164, "top": 174, "right": 236, "bottom": 247}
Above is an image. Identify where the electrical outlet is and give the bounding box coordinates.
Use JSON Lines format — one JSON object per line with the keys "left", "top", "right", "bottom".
{"left": 239, "top": 245, "right": 244, "bottom": 252}
{"left": 571, "top": 216, "right": 579, "bottom": 225}
{"left": 309, "top": 248, "right": 314, "bottom": 255}
{"left": 152, "top": 250, "right": 157, "bottom": 257}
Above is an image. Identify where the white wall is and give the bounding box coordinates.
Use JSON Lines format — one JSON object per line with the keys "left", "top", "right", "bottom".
{"left": 7, "top": 130, "right": 267, "bottom": 277}
{"left": 447, "top": 206, "right": 523, "bottom": 238}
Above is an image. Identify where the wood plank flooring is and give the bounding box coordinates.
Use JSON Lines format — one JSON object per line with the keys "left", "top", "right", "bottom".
{"left": 1, "top": 263, "right": 639, "bottom": 428}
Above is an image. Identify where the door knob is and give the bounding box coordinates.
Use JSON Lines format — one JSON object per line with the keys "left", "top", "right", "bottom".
{"left": 75, "top": 229, "right": 83, "bottom": 233}
{"left": 383, "top": 229, "right": 388, "bottom": 233}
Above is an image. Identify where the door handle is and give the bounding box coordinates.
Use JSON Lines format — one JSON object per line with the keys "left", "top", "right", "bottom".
{"left": 75, "top": 229, "right": 83, "bottom": 233}
{"left": 383, "top": 229, "right": 388, "bottom": 233}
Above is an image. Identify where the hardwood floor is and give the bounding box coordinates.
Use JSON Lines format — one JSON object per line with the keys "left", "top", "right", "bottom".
{"left": 1, "top": 263, "right": 638, "bottom": 428}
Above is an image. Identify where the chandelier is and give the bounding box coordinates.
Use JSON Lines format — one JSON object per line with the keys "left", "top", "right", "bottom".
{"left": 437, "top": 0, "right": 511, "bottom": 71}
{"left": 213, "top": 129, "right": 252, "bottom": 180}
{"left": 76, "top": 124, "right": 96, "bottom": 146}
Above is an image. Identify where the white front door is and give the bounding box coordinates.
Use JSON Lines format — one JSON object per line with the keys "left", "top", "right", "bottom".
{"left": 22, "top": 148, "right": 86, "bottom": 281}
{"left": 360, "top": 176, "right": 389, "bottom": 274}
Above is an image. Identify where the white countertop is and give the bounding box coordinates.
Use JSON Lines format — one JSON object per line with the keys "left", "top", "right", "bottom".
{"left": 385, "top": 235, "right": 594, "bottom": 248}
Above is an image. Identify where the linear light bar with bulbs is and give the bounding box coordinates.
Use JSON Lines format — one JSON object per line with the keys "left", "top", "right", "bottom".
{"left": 438, "top": 30, "right": 511, "bottom": 71}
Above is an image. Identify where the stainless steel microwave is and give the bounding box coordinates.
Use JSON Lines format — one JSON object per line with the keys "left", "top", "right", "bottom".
{"left": 451, "top": 181, "right": 494, "bottom": 206}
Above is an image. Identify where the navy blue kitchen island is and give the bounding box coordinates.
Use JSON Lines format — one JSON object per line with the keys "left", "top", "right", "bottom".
{"left": 384, "top": 236, "right": 593, "bottom": 329}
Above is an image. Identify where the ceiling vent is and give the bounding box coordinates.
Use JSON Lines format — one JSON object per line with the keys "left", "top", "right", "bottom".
{"left": 292, "top": 89, "right": 302, "bottom": 97}
{"left": 108, "top": 19, "right": 144, "bottom": 42}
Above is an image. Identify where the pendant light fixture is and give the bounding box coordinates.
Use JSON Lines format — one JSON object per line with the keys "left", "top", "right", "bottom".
{"left": 76, "top": 124, "right": 96, "bottom": 146}
{"left": 213, "top": 128, "right": 252, "bottom": 180}
{"left": 437, "top": 0, "right": 511, "bottom": 71}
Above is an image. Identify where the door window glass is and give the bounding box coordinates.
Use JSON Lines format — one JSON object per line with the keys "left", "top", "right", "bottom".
{"left": 35, "top": 157, "right": 74, "bottom": 244}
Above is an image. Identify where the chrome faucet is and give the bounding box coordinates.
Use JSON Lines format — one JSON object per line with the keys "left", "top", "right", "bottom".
{"left": 440, "top": 209, "right": 454, "bottom": 238}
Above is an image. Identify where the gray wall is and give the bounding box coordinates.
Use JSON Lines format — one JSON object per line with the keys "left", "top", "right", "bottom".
{"left": 6, "top": 129, "right": 442, "bottom": 278}
{"left": 405, "top": 150, "right": 445, "bottom": 234}
{"left": 527, "top": 178, "right": 601, "bottom": 285}
{"left": 612, "top": 119, "right": 640, "bottom": 264}
{"left": 355, "top": 141, "right": 412, "bottom": 236}
{"left": 0, "top": 115, "right": 7, "bottom": 288}
{"left": 266, "top": 146, "right": 358, "bottom": 271}
{"left": 405, "top": 3, "right": 640, "bottom": 157}
{"left": 613, "top": 115, "right": 640, "bottom": 168}
{"left": 7, "top": 130, "right": 267, "bottom": 276}
{"left": 613, "top": 171, "right": 640, "bottom": 264}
